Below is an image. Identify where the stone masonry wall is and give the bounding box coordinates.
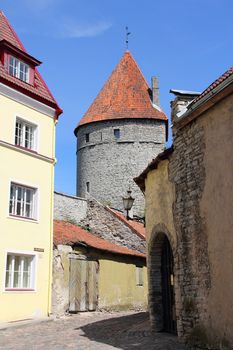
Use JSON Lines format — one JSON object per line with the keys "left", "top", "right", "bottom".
{"left": 77, "top": 119, "right": 166, "bottom": 217}
{"left": 54, "top": 191, "right": 87, "bottom": 224}
{"left": 54, "top": 192, "right": 145, "bottom": 254}
{"left": 80, "top": 197, "right": 146, "bottom": 254}
{"left": 170, "top": 121, "right": 211, "bottom": 339}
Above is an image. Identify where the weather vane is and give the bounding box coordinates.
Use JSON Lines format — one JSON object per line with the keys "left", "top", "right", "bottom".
{"left": 125, "top": 26, "right": 131, "bottom": 50}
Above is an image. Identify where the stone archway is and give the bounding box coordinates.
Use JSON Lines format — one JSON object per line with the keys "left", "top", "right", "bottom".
{"left": 148, "top": 228, "right": 177, "bottom": 334}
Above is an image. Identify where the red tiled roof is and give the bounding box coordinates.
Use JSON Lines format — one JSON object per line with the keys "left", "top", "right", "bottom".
{"left": 106, "top": 207, "right": 145, "bottom": 240}
{"left": 0, "top": 11, "right": 62, "bottom": 118}
{"left": 75, "top": 51, "right": 167, "bottom": 132}
{"left": 191, "top": 67, "right": 233, "bottom": 105}
{"left": 54, "top": 220, "right": 146, "bottom": 258}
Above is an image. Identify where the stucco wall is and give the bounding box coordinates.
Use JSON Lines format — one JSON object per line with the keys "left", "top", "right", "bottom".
{"left": 144, "top": 91, "right": 233, "bottom": 347}
{"left": 199, "top": 93, "right": 233, "bottom": 347}
{"left": 77, "top": 119, "right": 166, "bottom": 217}
{"left": 145, "top": 160, "right": 176, "bottom": 245}
{"left": 98, "top": 258, "right": 147, "bottom": 311}
{"left": 0, "top": 94, "right": 55, "bottom": 322}
{"left": 52, "top": 245, "right": 147, "bottom": 315}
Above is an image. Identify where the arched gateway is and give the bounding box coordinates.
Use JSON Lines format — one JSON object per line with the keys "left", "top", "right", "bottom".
{"left": 148, "top": 232, "right": 177, "bottom": 333}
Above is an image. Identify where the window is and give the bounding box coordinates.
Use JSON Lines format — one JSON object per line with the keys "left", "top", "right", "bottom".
{"left": 85, "top": 133, "right": 90, "bottom": 142}
{"left": 9, "top": 183, "right": 37, "bottom": 219}
{"left": 15, "top": 118, "right": 37, "bottom": 151}
{"left": 136, "top": 266, "right": 144, "bottom": 286}
{"left": 114, "top": 129, "right": 121, "bottom": 139}
{"left": 5, "top": 253, "right": 35, "bottom": 290}
{"left": 86, "top": 182, "right": 90, "bottom": 193}
{"left": 9, "top": 56, "right": 29, "bottom": 83}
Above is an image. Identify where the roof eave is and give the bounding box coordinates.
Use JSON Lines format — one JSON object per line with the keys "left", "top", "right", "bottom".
{"left": 74, "top": 115, "right": 168, "bottom": 137}
{"left": 0, "top": 39, "right": 42, "bottom": 66}
{"left": 173, "top": 74, "right": 233, "bottom": 129}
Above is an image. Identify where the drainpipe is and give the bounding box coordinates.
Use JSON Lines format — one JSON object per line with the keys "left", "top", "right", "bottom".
{"left": 47, "top": 118, "right": 57, "bottom": 317}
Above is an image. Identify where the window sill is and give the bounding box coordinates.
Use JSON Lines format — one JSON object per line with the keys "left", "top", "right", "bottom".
{"left": 15, "top": 145, "right": 37, "bottom": 154}
{"left": 8, "top": 214, "right": 38, "bottom": 223}
{"left": 8, "top": 73, "right": 32, "bottom": 86}
{"left": 4, "top": 289, "right": 35, "bottom": 292}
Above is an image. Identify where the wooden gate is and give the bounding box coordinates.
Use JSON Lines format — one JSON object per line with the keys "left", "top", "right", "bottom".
{"left": 69, "top": 257, "right": 98, "bottom": 312}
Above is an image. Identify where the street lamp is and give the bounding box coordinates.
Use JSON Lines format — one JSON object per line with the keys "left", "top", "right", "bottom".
{"left": 122, "top": 188, "right": 135, "bottom": 220}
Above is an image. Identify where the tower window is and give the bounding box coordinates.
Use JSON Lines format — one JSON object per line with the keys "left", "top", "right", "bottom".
{"left": 86, "top": 182, "right": 90, "bottom": 193}
{"left": 114, "top": 129, "right": 120, "bottom": 139}
{"left": 85, "top": 133, "right": 89, "bottom": 142}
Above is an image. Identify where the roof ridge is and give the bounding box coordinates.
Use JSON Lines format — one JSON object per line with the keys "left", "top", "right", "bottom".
{"left": 191, "top": 66, "right": 233, "bottom": 105}
{"left": 0, "top": 11, "right": 25, "bottom": 51}
{"left": 75, "top": 50, "right": 167, "bottom": 132}
{"left": 122, "top": 50, "right": 150, "bottom": 89}
{"left": 54, "top": 220, "right": 145, "bottom": 258}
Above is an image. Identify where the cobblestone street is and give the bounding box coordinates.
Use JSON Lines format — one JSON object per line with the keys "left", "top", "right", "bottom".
{"left": 0, "top": 311, "right": 190, "bottom": 350}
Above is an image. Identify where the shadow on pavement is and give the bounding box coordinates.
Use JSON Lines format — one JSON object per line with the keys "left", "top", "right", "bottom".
{"left": 75, "top": 312, "right": 186, "bottom": 350}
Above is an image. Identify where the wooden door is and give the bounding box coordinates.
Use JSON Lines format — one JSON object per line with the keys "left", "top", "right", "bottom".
{"left": 69, "top": 257, "right": 98, "bottom": 312}
{"left": 161, "top": 236, "right": 176, "bottom": 333}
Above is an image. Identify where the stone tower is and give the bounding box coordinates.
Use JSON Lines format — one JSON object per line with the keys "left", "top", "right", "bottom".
{"left": 74, "top": 51, "right": 167, "bottom": 217}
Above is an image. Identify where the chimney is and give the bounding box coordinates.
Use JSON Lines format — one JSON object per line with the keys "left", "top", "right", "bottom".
{"left": 170, "top": 90, "right": 201, "bottom": 124}
{"left": 151, "top": 76, "right": 160, "bottom": 107}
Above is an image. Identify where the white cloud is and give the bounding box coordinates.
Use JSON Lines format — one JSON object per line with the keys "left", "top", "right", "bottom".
{"left": 60, "top": 20, "right": 112, "bottom": 38}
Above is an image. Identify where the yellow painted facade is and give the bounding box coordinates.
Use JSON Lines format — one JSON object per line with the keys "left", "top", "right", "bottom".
{"left": 98, "top": 258, "right": 148, "bottom": 311}
{"left": 0, "top": 93, "right": 56, "bottom": 323}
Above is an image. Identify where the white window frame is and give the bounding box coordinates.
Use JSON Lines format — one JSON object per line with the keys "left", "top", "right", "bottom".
{"left": 9, "top": 56, "right": 29, "bottom": 83}
{"left": 15, "top": 117, "right": 37, "bottom": 151}
{"left": 9, "top": 182, "right": 38, "bottom": 220}
{"left": 4, "top": 251, "right": 37, "bottom": 291}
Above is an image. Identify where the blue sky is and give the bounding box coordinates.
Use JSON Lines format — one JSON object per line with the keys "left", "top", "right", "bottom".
{"left": 2, "top": 0, "right": 233, "bottom": 195}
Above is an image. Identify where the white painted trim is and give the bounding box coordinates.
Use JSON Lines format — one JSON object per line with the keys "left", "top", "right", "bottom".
{"left": 13, "top": 114, "right": 39, "bottom": 152}
{"left": 0, "top": 139, "right": 55, "bottom": 164}
{"left": 7, "top": 179, "right": 40, "bottom": 222}
{"left": 3, "top": 249, "right": 38, "bottom": 293}
{"left": 0, "top": 83, "right": 56, "bottom": 118}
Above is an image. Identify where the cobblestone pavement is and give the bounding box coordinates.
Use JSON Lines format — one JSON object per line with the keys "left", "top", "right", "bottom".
{"left": 0, "top": 311, "right": 190, "bottom": 350}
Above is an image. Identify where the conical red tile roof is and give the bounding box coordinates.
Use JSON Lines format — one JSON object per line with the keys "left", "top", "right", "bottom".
{"left": 0, "top": 11, "right": 62, "bottom": 118}
{"left": 75, "top": 51, "right": 167, "bottom": 132}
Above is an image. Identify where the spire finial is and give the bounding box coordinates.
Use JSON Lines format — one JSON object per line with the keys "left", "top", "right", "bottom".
{"left": 125, "top": 26, "right": 131, "bottom": 50}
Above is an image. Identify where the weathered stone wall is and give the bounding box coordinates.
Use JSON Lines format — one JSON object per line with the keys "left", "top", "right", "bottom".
{"left": 145, "top": 92, "right": 233, "bottom": 348}
{"left": 80, "top": 198, "right": 146, "bottom": 254}
{"left": 52, "top": 245, "right": 72, "bottom": 316}
{"left": 77, "top": 119, "right": 166, "bottom": 217}
{"left": 54, "top": 191, "right": 87, "bottom": 224}
{"left": 170, "top": 120, "right": 211, "bottom": 340}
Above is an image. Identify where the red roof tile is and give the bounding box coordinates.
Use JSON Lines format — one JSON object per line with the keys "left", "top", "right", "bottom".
{"left": 106, "top": 207, "right": 146, "bottom": 240}
{"left": 0, "top": 11, "right": 62, "bottom": 118}
{"left": 191, "top": 67, "right": 233, "bottom": 105}
{"left": 75, "top": 51, "right": 167, "bottom": 132}
{"left": 54, "top": 220, "right": 146, "bottom": 258}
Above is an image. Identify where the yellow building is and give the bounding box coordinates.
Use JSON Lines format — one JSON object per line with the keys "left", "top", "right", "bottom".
{"left": 0, "top": 12, "right": 62, "bottom": 323}
{"left": 53, "top": 220, "right": 147, "bottom": 315}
